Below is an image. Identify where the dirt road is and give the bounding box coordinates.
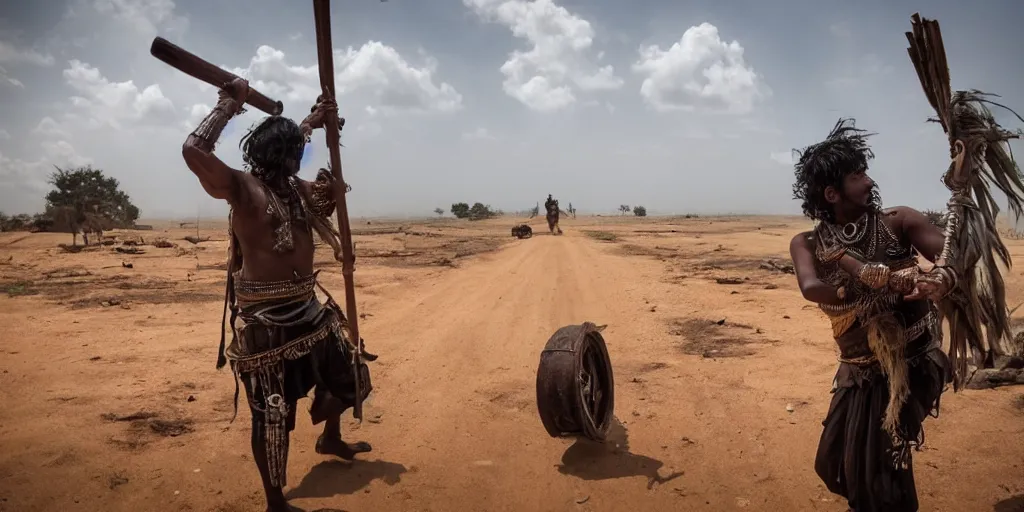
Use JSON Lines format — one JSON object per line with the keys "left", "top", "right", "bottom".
{"left": 1, "top": 220, "right": 1022, "bottom": 511}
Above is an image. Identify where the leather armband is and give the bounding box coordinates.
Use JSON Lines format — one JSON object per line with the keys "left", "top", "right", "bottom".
{"left": 188, "top": 97, "right": 243, "bottom": 153}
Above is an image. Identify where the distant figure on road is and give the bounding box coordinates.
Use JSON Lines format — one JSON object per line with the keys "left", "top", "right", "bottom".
{"left": 544, "top": 194, "right": 563, "bottom": 235}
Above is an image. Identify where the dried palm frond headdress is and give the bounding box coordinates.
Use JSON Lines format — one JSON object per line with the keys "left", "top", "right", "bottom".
{"left": 906, "top": 13, "right": 1024, "bottom": 389}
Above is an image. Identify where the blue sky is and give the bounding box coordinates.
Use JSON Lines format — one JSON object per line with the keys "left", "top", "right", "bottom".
{"left": 0, "top": 0, "right": 1022, "bottom": 219}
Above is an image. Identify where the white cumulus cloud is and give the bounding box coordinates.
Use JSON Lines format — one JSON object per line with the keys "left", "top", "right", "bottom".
{"left": 62, "top": 59, "right": 177, "bottom": 129}
{"left": 32, "top": 117, "right": 70, "bottom": 138}
{"left": 0, "top": 64, "right": 24, "bottom": 88}
{"left": 228, "top": 42, "right": 462, "bottom": 115}
{"left": 464, "top": 0, "right": 623, "bottom": 112}
{"left": 0, "top": 141, "right": 92, "bottom": 193}
{"left": 632, "top": 22, "right": 767, "bottom": 114}
{"left": 182, "top": 103, "right": 212, "bottom": 131}
{"left": 92, "top": 0, "right": 189, "bottom": 36}
{"left": 0, "top": 40, "right": 55, "bottom": 66}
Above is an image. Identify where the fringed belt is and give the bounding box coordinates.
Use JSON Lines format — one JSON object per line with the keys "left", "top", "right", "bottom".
{"left": 229, "top": 315, "right": 340, "bottom": 373}
{"left": 233, "top": 271, "right": 318, "bottom": 306}
{"left": 836, "top": 311, "right": 936, "bottom": 365}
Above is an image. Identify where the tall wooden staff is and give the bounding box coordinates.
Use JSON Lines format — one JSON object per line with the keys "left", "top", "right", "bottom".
{"left": 312, "top": 0, "right": 364, "bottom": 421}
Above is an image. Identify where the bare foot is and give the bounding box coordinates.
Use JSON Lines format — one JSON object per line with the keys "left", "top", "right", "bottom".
{"left": 316, "top": 434, "right": 372, "bottom": 461}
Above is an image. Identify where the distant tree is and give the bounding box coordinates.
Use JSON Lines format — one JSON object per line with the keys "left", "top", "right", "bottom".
{"left": 923, "top": 209, "right": 947, "bottom": 229}
{"left": 633, "top": 205, "right": 647, "bottom": 217}
{"left": 44, "top": 165, "right": 140, "bottom": 245}
{"left": 1, "top": 213, "right": 32, "bottom": 231}
{"left": 468, "top": 202, "right": 499, "bottom": 221}
{"left": 30, "top": 213, "right": 53, "bottom": 232}
{"left": 567, "top": 202, "right": 577, "bottom": 218}
{"left": 619, "top": 204, "right": 630, "bottom": 215}
{"left": 451, "top": 202, "right": 470, "bottom": 219}
{"left": 434, "top": 207, "right": 444, "bottom": 217}
{"left": 529, "top": 202, "right": 540, "bottom": 218}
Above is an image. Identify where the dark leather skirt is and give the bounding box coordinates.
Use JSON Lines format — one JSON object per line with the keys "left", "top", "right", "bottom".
{"left": 814, "top": 333, "right": 950, "bottom": 512}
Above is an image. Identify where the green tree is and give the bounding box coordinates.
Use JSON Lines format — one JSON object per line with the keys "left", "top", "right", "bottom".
{"left": 44, "top": 166, "right": 140, "bottom": 245}
{"left": 434, "top": 207, "right": 445, "bottom": 217}
{"left": 468, "top": 202, "right": 497, "bottom": 221}
{"left": 451, "top": 202, "right": 470, "bottom": 219}
{"left": 619, "top": 204, "right": 630, "bottom": 215}
{"left": 633, "top": 205, "right": 647, "bottom": 217}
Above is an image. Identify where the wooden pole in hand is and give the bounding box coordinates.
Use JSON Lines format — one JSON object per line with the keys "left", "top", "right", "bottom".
{"left": 312, "top": 0, "right": 364, "bottom": 421}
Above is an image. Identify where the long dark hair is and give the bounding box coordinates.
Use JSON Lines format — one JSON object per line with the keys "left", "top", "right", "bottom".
{"left": 239, "top": 116, "right": 306, "bottom": 182}
{"left": 791, "top": 118, "right": 879, "bottom": 222}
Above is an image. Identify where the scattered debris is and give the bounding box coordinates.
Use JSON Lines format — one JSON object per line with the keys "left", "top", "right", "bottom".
{"left": 584, "top": 230, "right": 618, "bottom": 242}
{"left": 715, "top": 277, "right": 745, "bottom": 285}
{"left": 4, "top": 281, "right": 37, "bottom": 297}
{"left": 100, "top": 298, "right": 122, "bottom": 307}
{"left": 152, "top": 239, "right": 175, "bottom": 249}
{"left": 115, "top": 246, "right": 144, "bottom": 255}
{"left": 575, "top": 496, "right": 590, "bottom": 505}
{"left": 639, "top": 362, "right": 669, "bottom": 372}
{"left": 149, "top": 419, "right": 194, "bottom": 437}
{"left": 183, "top": 235, "right": 209, "bottom": 245}
{"left": 43, "top": 268, "right": 92, "bottom": 279}
{"left": 764, "top": 284, "right": 778, "bottom": 290}
{"left": 108, "top": 471, "right": 129, "bottom": 490}
{"left": 966, "top": 367, "right": 1024, "bottom": 390}
{"left": 670, "top": 318, "right": 768, "bottom": 358}
{"left": 102, "top": 412, "right": 159, "bottom": 422}
{"left": 759, "top": 259, "right": 795, "bottom": 274}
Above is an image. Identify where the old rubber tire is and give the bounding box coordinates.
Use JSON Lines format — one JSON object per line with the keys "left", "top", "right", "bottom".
{"left": 536, "top": 322, "right": 614, "bottom": 441}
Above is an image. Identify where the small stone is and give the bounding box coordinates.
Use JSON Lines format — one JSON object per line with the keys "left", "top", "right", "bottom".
{"left": 786, "top": 403, "right": 795, "bottom": 413}
{"left": 173, "top": 490, "right": 180, "bottom": 496}
{"left": 193, "top": 468, "right": 201, "bottom": 473}
{"left": 187, "top": 395, "right": 196, "bottom": 402}
{"left": 576, "top": 496, "right": 590, "bottom": 504}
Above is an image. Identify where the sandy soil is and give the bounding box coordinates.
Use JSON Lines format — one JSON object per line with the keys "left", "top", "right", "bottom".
{"left": 0, "top": 215, "right": 1022, "bottom": 512}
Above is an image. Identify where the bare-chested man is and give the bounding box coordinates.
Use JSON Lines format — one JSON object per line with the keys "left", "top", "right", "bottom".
{"left": 788, "top": 118, "right": 956, "bottom": 511}
{"left": 182, "top": 78, "right": 372, "bottom": 512}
